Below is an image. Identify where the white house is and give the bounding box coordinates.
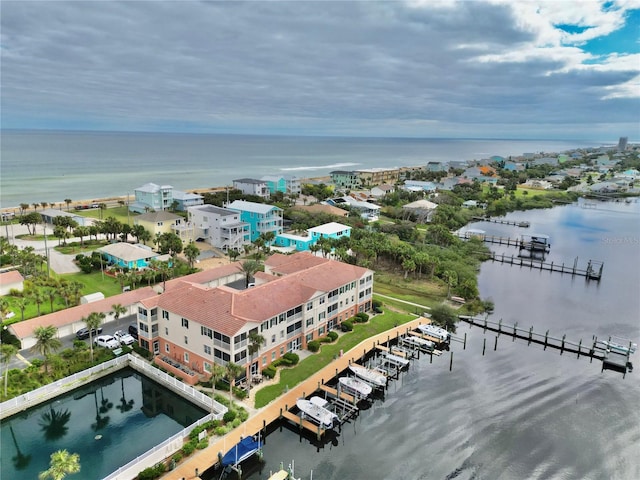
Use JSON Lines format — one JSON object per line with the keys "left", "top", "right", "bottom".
{"left": 188, "top": 204, "right": 250, "bottom": 252}
{"left": 232, "top": 178, "right": 270, "bottom": 199}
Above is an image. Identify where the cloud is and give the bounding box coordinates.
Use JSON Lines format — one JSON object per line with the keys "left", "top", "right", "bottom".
{"left": 0, "top": 0, "right": 638, "bottom": 138}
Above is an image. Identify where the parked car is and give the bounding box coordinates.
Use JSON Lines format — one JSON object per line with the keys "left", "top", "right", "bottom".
{"left": 114, "top": 330, "right": 135, "bottom": 346}
{"left": 94, "top": 335, "right": 120, "bottom": 349}
{"left": 128, "top": 324, "right": 138, "bottom": 339}
{"left": 76, "top": 327, "right": 103, "bottom": 340}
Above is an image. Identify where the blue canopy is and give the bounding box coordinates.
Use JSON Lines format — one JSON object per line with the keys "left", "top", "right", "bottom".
{"left": 220, "top": 436, "right": 262, "bottom": 467}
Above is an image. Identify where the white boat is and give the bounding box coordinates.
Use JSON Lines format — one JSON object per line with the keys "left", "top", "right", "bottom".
{"left": 348, "top": 364, "right": 387, "bottom": 387}
{"left": 416, "top": 324, "right": 451, "bottom": 342}
{"left": 338, "top": 376, "right": 373, "bottom": 398}
{"left": 296, "top": 396, "right": 338, "bottom": 428}
{"left": 403, "top": 335, "right": 434, "bottom": 351}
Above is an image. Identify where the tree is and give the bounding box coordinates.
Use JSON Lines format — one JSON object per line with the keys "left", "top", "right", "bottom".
{"left": 73, "top": 226, "right": 90, "bottom": 247}
{"left": 39, "top": 406, "right": 71, "bottom": 441}
{"left": 64, "top": 199, "right": 72, "bottom": 212}
{"left": 1, "top": 344, "right": 18, "bottom": 397}
{"left": 39, "top": 449, "right": 80, "bottom": 480}
{"left": 247, "top": 332, "right": 265, "bottom": 389}
{"left": 150, "top": 259, "right": 173, "bottom": 292}
{"left": 31, "top": 325, "right": 62, "bottom": 373}
{"left": 111, "top": 303, "right": 127, "bottom": 330}
{"left": 84, "top": 312, "right": 105, "bottom": 362}
{"left": 429, "top": 303, "right": 458, "bottom": 333}
{"left": 30, "top": 290, "right": 46, "bottom": 316}
{"left": 154, "top": 232, "right": 183, "bottom": 255}
{"left": 238, "top": 259, "right": 261, "bottom": 288}
{"left": 228, "top": 249, "right": 240, "bottom": 262}
{"left": 20, "top": 212, "right": 42, "bottom": 236}
{"left": 183, "top": 242, "right": 200, "bottom": 269}
{"left": 209, "top": 363, "right": 226, "bottom": 415}
{"left": 224, "top": 362, "right": 244, "bottom": 405}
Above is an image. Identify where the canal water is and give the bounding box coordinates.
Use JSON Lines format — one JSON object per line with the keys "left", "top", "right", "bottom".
{"left": 240, "top": 200, "right": 640, "bottom": 480}
{"left": 0, "top": 368, "right": 207, "bottom": 480}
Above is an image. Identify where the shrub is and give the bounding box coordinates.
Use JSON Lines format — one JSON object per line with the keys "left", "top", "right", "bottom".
{"left": 355, "top": 312, "right": 369, "bottom": 323}
{"left": 307, "top": 340, "right": 321, "bottom": 352}
{"left": 181, "top": 439, "right": 197, "bottom": 456}
{"left": 233, "top": 387, "right": 247, "bottom": 399}
{"left": 271, "top": 358, "right": 283, "bottom": 368}
{"left": 132, "top": 343, "right": 153, "bottom": 360}
{"left": 262, "top": 365, "right": 276, "bottom": 378}
{"left": 223, "top": 410, "right": 237, "bottom": 423}
{"left": 327, "top": 331, "right": 338, "bottom": 342}
{"left": 340, "top": 320, "right": 353, "bottom": 332}
{"left": 282, "top": 352, "right": 299, "bottom": 365}
{"left": 197, "top": 439, "right": 209, "bottom": 450}
{"left": 172, "top": 452, "right": 183, "bottom": 463}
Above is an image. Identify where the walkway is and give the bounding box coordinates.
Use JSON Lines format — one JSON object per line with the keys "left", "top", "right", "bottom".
{"left": 166, "top": 317, "right": 427, "bottom": 479}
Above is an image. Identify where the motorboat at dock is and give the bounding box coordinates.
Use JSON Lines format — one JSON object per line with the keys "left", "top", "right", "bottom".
{"left": 348, "top": 364, "right": 387, "bottom": 387}
{"left": 338, "top": 376, "right": 373, "bottom": 399}
{"left": 296, "top": 396, "right": 339, "bottom": 428}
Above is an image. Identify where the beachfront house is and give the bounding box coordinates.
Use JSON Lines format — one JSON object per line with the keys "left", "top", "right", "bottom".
{"left": 232, "top": 178, "right": 270, "bottom": 199}
{"left": 330, "top": 170, "right": 361, "bottom": 190}
{"left": 402, "top": 180, "right": 438, "bottom": 193}
{"left": 171, "top": 190, "right": 204, "bottom": 211}
{"left": 261, "top": 175, "right": 302, "bottom": 196}
{"left": 225, "top": 200, "right": 283, "bottom": 242}
{"left": 370, "top": 184, "right": 395, "bottom": 199}
{"left": 273, "top": 222, "right": 351, "bottom": 252}
{"left": 187, "top": 204, "right": 250, "bottom": 252}
{"left": 133, "top": 211, "right": 189, "bottom": 245}
{"left": 137, "top": 252, "right": 373, "bottom": 383}
{"left": 327, "top": 196, "right": 380, "bottom": 221}
{"left": 130, "top": 183, "right": 174, "bottom": 213}
{"left": 38, "top": 208, "right": 90, "bottom": 227}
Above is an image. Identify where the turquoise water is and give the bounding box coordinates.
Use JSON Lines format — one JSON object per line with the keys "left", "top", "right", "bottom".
{"left": 0, "top": 368, "right": 207, "bottom": 480}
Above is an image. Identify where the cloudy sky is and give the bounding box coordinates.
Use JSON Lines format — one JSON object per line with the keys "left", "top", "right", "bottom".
{"left": 1, "top": 0, "right": 638, "bottom": 139}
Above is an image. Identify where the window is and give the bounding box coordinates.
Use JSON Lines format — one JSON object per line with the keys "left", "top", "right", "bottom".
{"left": 234, "top": 350, "right": 247, "bottom": 363}
{"left": 305, "top": 333, "right": 313, "bottom": 343}
{"left": 184, "top": 336, "right": 188, "bottom": 345}
{"left": 272, "top": 352, "right": 276, "bottom": 361}
{"left": 201, "top": 326, "right": 212, "bottom": 338}
{"left": 319, "top": 296, "right": 325, "bottom": 305}
{"left": 204, "top": 362, "right": 211, "bottom": 373}
{"left": 182, "top": 318, "right": 189, "bottom": 328}
{"left": 280, "top": 346, "right": 284, "bottom": 355}
{"left": 165, "top": 343, "right": 170, "bottom": 353}
{"left": 306, "top": 318, "right": 314, "bottom": 327}
{"left": 204, "top": 345, "right": 212, "bottom": 355}
{"left": 151, "top": 324, "right": 158, "bottom": 334}
{"left": 261, "top": 321, "right": 269, "bottom": 332}
{"left": 165, "top": 327, "right": 168, "bottom": 335}
{"left": 270, "top": 317, "right": 278, "bottom": 328}
{"left": 306, "top": 302, "right": 313, "bottom": 311}
{"left": 214, "top": 349, "right": 230, "bottom": 362}
{"left": 262, "top": 356, "right": 267, "bottom": 366}
{"left": 162, "top": 310, "right": 169, "bottom": 320}
{"left": 271, "top": 334, "right": 276, "bottom": 343}
{"left": 184, "top": 352, "right": 189, "bottom": 363}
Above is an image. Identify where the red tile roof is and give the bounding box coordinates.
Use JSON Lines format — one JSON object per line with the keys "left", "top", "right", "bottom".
{"left": 0, "top": 270, "right": 24, "bottom": 286}
{"left": 163, "top": 263, "right": 242, "bottom": 292}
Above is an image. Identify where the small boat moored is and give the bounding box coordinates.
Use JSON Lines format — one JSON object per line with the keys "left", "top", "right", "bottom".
{"left": 338, "top": 376, "right": 373, "bottom": 398}
{"left": 296, "top": 396, "right": 339, "bottom": 428}
{"left": 218, "top": 435, "right": 263, "bottom": 469}
{"left": 348, "top": 364, "right": 387, "bottom": 387}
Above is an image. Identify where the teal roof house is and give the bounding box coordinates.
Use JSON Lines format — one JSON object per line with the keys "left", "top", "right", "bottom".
{"left": 97, "top": 242, "right": 167, "bottom": 271}
{"left": 226, "top": 200, "right": 283, "bottom": 242}
{"left": 274, "top": 222, "right": 351, "bottom": 251}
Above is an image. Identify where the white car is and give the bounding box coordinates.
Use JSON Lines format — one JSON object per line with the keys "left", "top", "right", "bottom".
{"left": 94, "top": 335, "right": 120, "bottom": 350}
{"left": 114, "top": 330, "right": 136, "bottom": 346}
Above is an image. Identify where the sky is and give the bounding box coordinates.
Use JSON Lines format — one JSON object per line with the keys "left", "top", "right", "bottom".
{"left": 1, "top": 0, "right": 639, "bottom": 140}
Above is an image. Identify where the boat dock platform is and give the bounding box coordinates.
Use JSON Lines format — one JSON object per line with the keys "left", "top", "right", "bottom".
{"left": 472, "top": 216, "right": 530, "bottom": 228}
{"left": 486, "top": 252, "right": 604, "bottom": 280}
{"left": 458, "top": 315, "right": 634, "bottom": 377}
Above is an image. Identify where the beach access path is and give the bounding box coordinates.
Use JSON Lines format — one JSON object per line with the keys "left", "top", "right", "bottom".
{"left": 166, "top": 316, "right": 428, "bottom": 480}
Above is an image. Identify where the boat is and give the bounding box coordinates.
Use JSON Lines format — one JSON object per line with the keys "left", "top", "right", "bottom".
{"left": 403, "top": 335, "right": 434, "bottom": 351}
{"left": 338, "top": 376, "right": 373, "bottom": 398}
{"left": 218, "top": 435, "right": 263, "bottom": 468}
{"left": 602, "top": 340, "right": 637, "bottom": 355}
{"left": 416, "top": 324, "right": 451, "bottom": 342}
{"left": 348, "top": 364, "right": 387, "bottom": 387}
{"left": 296, "top": 396, "right": 339, "bottom": 428}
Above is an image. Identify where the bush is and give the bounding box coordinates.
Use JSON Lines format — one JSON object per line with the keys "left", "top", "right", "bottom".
{"left": 181, "top": 439, "right": 197, "bottom": 456}
{"left": 223, "top": 410, "right": 237, "bottom": 423}
{"left": 172, "top": 452, "right": 183, "bottom": 463}
{"left": 132, "top": 343, "right": 153, "bottom": 360}
{"left": 340, "top": 320, "right": 353, "bottom": 332}
{"left": 137, "top": 462, "right": 166, "bottom": 480}
{"left": 307, "top": 340, "right": 321, "bottom": 352}
{"left": 327, "top": 331, "right": 338, "bottom": 342}
{"left": 282, "top": 352, "right": 299, "bottom": 365}
{"left": 233, "top": 387, "right": 247, "bottom": 399}
{"left": 262, "top": 365, "right": 276, "bottom": 378}
{"left": 355, "top": 312, "right": 369, "bottom": 323}
{"left": 197, "top": 439, "right": 209, "bottom": 449}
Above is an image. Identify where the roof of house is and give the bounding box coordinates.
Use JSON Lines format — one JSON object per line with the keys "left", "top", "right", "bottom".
{"left": 226, "top": 200, "right": 282, "bottom": 214}
{"left": 189, "top": 204, "right": 239, "bottom": 217}
{"left": 9, "top": 287, "right": 157, "bottom": 339}
{"left": 162, "top": 262, "right": 244, "bottom": 293}
{"left": 0, "top": 270, "right": 25, "bottom": 286}
{"left": 172, "top": 190, "right": 203, "bottom": 201}
{"left": 403, "top": 200, "right": 438, "bottom": 210}
{"left": 233, "top": 178, "right": 267, "bottom": 185}
{"left": 135, "top": 211, "right": 182, "bottom": 222}
{"left": 136, "top": 183, "right": 173, "bottom": 193}
{"left": 98, "top": 243, "right": 160, "bottom": 262}
{"left": 308, "top": 222, "right": 351, "bottom": 235}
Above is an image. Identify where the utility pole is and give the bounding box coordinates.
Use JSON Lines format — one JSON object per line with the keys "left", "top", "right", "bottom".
{"left": 43, "top": 224, "right": 50, "bottom": 277}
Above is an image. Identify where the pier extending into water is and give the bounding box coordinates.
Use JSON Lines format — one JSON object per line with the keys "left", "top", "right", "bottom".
{"left": 487, "top": 252, "right": 604, "bottom": 280}
{"left": 458, "top": 315, "right": 634, "bottom": 376}
{"left": 471, "top": 216, "right": 530, "bottom": 228}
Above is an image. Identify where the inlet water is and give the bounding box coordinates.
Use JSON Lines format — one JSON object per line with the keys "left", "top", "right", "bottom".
{"left": 0, "top": 368, "right": 207, "bottom": 480}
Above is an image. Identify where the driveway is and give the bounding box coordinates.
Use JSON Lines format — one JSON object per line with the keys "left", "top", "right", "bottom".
{"left": 8, "top": 223, "right": 82, "bottom": 274}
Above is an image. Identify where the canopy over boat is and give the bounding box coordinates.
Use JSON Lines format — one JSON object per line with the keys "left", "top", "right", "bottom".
{"left": 220, "top": 435, "right": 263, "bottom": 467}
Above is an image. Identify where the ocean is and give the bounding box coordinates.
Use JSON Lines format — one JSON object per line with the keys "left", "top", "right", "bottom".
{"left": 0, "top": 130, "right": 606, "bottom": 209}
{"left": 240, "top": 201, "right": 640, "bottom": 480}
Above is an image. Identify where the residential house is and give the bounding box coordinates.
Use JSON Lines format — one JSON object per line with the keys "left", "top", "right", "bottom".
{"left": 402, "top": 180, "right": 438, "bottom": 193}
{"left": 273, "top": 222, "right": 351, "bottom": 252}
{"left": 188, "top": 204, "right": 250, "bottom": 252}
{"left": 130, "top": 183, "right": 174, "bottom": 213}
{"left": 326, "top": 197, "right": 380, "bottom": 222}
{"left": 232, "top": 178, "right": 270, "bottom": 199}
{"left": 330, "top": 170, "right": 361, "bottom": 190}
{"left": 532, "top": 157, "right": 559, "bottom": 166}
{"left": 426, "top": 161, "right": 447, "bottom": 172}
{"left": 523, "top": 179, "right": 553, "bottom": 190}
{"left": 133, "top": 211, "right": 189, "bottom": 244}
{"left": 0, "top": 270, "right": 24, "bottom": 296}
{"left": 503, "top": 161, "right": 525, "bottom": 172}
{"left": 370, "top": 184, "right": 395, "bottom": 199}
{"left": 137, "top": 252, "right": 373, "bottom": 382}
{"left": 226, "top": 200, "right": 283, "bottom": 242}
{"left": 38, "top": 209, "right": 90, "bottom": 227}
{"left": 97, "top": 242, "right": 167, "bottom": 270}
{"left": 261, "top": 175, "right": 302, "bottom": 196}
{"left": 171, "top": 190, "right": 204, "bottom": 211}
{"left": 402, "top": 199, "right": 438, "bottom": 223}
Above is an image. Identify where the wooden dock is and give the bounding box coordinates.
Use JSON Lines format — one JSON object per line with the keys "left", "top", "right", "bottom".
{"left": 487, "top": 252, "right": 604, "bottom": 280}
{"left": 164, "top": 318, "right": 426, "bottom": 480}
{"left": 472, "top": 216, "right": 530, "bottom": 228}
{"left": 318, "top": 384, "right": 356, "bottom": 405}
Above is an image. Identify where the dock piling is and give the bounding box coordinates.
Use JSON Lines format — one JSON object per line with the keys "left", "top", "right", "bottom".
{"left": 449, "top": 351, "right": 453, "bottom": 371}
{"left": 528, "top": 326, "right": 533, "bottom": 345}
{"left": 544, "top": 330, "right": 549, "bottom": 350}
{"left": 494, "top": 335, "right": 498, "bottom": 351}
{"left": 482, "top": 337, "right": 486, "bottom": 356}
{"left": 513, "top": 322, "right": 518, "bottom": 341}
{"left": 463, "top": 332, "right": 467, "bottom": 350}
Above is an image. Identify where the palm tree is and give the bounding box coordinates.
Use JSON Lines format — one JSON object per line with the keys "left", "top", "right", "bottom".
{"left": 9, "top": 425, "right": 32, "bottom": 470}
{"left": 247, "top": 332, "right": 265, "bottom": 389}
{"left": 84, "top": 312, "right": 105, "bottom": 362}
{"left": 111, "top": 303, "right": 127, "bottom": 330}
{"left": 31, "top": 326, "right": 62, "bottom": 373}
{"left": 14, "top": 297, "right": 28, "bottom": 321}
{"left": 116, "top": 377, "right": 134, "bottom": 414}
{"left": 224, "top": 362, "right": 243, "bottom": 406}
{"left": 64, "top": 199, "right": 72, "bottom": 212}
{"left": 30, "top": 290, "right": 46, "bottom": 317}
{"left": 209, "top": 364, "right": 226, "bottom": 415}
{"left": 38, "top": 406, "right": 71, "bottom": 441}
{"left": 238, "top": 259, "right": 262, "bottom": 288}
{"left": 228, "top": 249, "right": 240, "bottom": 262}
{"left": 183, "top": 242, "right": 200, "bottom": 269}
{"left": 2, "top": 344, "right": 18, "bottom": 397}
{"left": 39, "top": 449, "right": 80, "bottom": 480}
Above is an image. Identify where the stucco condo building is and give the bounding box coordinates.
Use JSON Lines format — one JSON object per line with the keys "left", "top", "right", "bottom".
{"left": 135, "top": 252, "right": 373, "bottom": 383}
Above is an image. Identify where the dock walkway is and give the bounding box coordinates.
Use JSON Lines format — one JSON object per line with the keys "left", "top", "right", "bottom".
{"left": 165, "top": 317, "right": 426, "bottom": 479}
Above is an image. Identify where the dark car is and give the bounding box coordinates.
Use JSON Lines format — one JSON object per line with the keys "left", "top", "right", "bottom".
{"left": 128, "top": 324, "right": 138, "bottom": 339}
{"left": 76, "top": 327, "right": 103, "bottom": 340}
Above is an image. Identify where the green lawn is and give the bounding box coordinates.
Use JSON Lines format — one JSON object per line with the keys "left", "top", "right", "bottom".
{"left": 74, "top": 206, "right": 136, "bottom": 225}
{"left": 254, "top": 309, "right": 413, "bottom": 408}
{"left": 54, "top": 239, "right": 108, "bottom": 255}
{"left": 58, "top": 270, "right": 123, "bottom": 297}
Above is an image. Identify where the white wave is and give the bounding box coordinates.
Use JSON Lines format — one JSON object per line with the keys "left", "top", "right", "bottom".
{"left": 280, "top": 162, "right": 361, "bottom": 172}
